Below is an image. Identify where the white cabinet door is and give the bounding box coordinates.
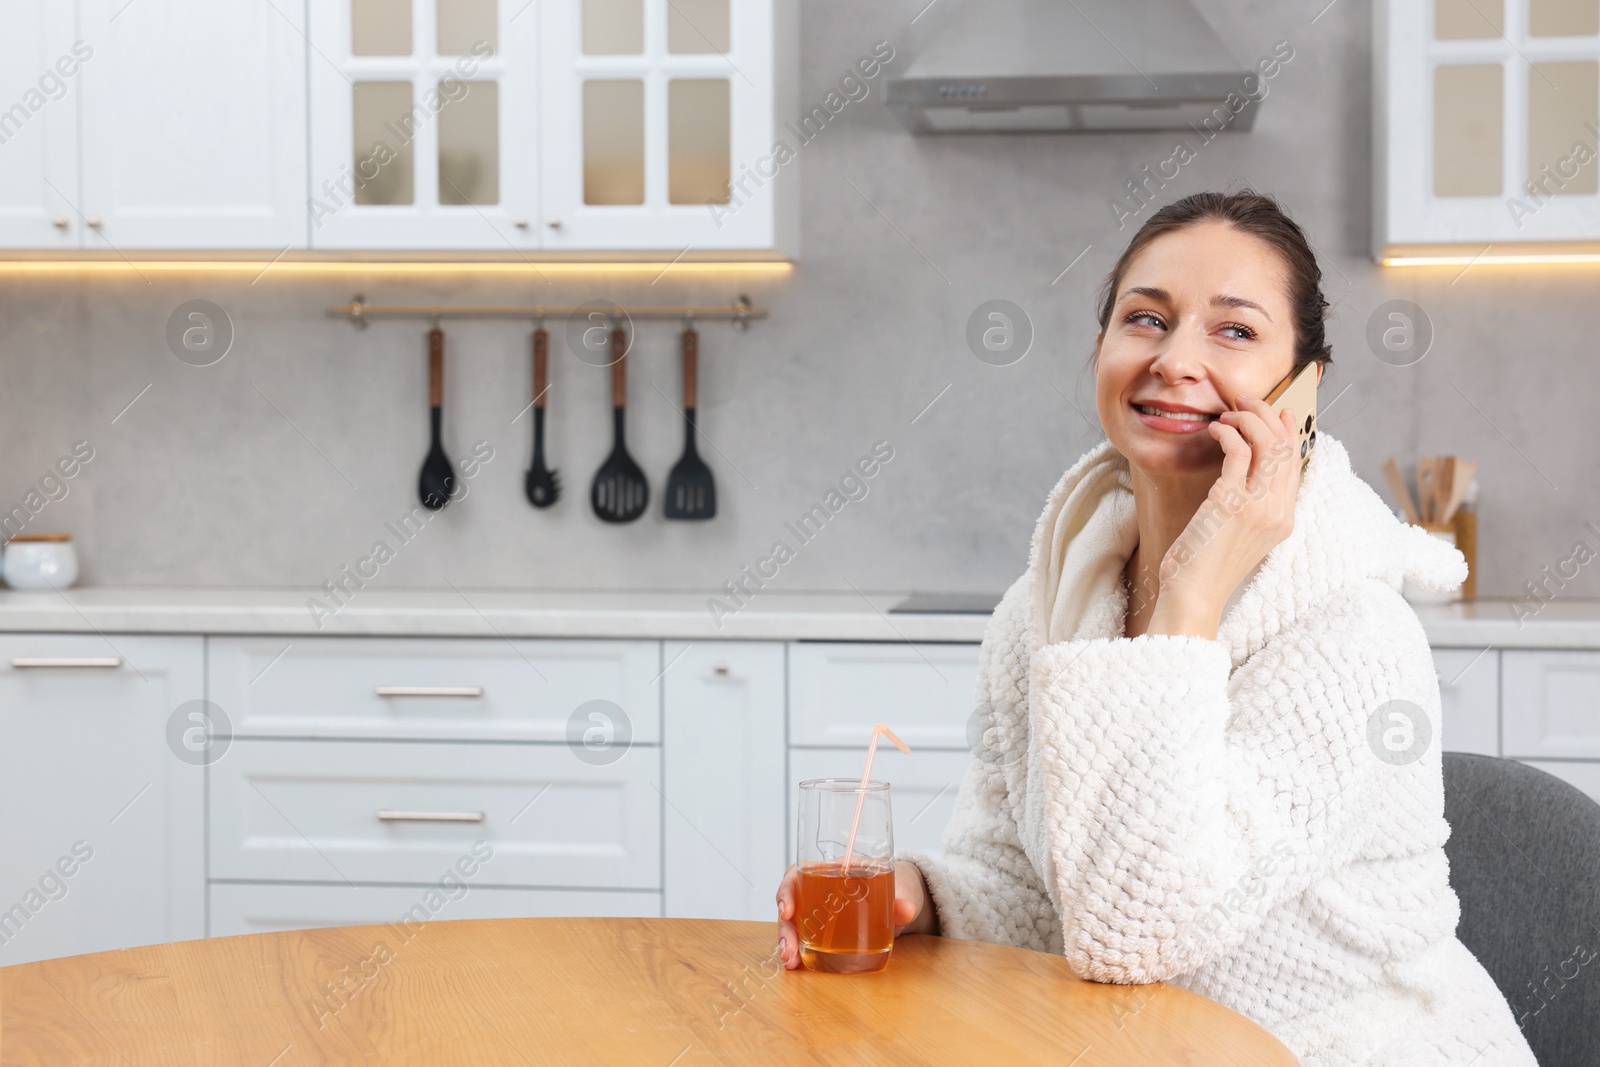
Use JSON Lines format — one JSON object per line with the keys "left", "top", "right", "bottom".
{"left": 0, "top": 3, "right": 82, "bottom": 249}
{"left": 75, "top": 0, "right": 308, "bottom": 249}
{"left": 307, "top": 0, "right": 538, "bottom": 250}
{"left": 788, "top": 642, "right": 980, "bottom": 750}
{"left": 0, "top": 636, "right": 205, "bottom": 965}
{"left": 1374, "top": 0, "right": 1600, "bottom": 258}
{"left": 1434, "top": 647, "right": 1499, "bottom": 756}
{"left": 788, "top": 748, "right": 971, "bottom": 864}
{"left": 1502, "top": 650, "right": 1600, "bottom": 759}
{"left": 210, "top": 882, "right": 660, "bottom": 938}
{"left": 661, "top": 641, "right": 785, "bottom": 921}
{"left": 538, "top": 0, "right": 795, "bottom": 251}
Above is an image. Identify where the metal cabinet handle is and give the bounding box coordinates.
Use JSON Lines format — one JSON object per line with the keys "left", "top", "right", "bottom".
{"left": 52, "top": 216, "right": 69, "bottom": 229}
{"left": 713, "top": 662, "right": 731, "bottom": 676}
{"left": 11, "top": 657, "right": 123, "bottom": 669}
{"left": 86, "top": 217, "right": 103, "bottom": 229}
{"left": 376, "top": 810, "right": 485, "bottom": 823}
{"left": 375, "top": 686, "right": 484, "bottom": 698}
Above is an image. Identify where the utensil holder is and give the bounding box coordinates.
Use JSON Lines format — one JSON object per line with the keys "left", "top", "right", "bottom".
{"left": 1452, "top": 508, "right": 1477, "bottom": 601}
{"left": 1402, "top": 523, "right": 1462, "bottom": 605}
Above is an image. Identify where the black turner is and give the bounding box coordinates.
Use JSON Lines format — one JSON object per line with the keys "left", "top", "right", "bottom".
{"left": 664, "top": 325, "right": 715, "bottom": 520}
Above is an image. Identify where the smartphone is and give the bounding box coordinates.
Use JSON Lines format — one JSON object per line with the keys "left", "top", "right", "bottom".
{"left": 1262, "top": 361, "right": 1319, "bottom": 471}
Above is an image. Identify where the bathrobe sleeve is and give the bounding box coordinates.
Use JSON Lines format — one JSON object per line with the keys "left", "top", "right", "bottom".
{"left": 1029, "top": 579, "right": 1442, "bottom": 984}
{"left": 897, "top": 582, "right": 1063, "bottom": 953}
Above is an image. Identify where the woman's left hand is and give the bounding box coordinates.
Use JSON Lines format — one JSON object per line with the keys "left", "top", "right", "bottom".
{"left": 1149, "top": 393, "right": 1302, "bottom": 637}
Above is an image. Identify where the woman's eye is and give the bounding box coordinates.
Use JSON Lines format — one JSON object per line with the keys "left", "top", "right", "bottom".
{"left": 1220, "top": 322, "right": 1257, "bottom": 341}
{"left": 1126, "top": 311, "right": 1165, "bottom": 329}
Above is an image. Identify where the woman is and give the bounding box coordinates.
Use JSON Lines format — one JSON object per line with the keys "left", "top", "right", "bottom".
{"left": 776, "top": 191, "right": 1536, "bottom": 1066}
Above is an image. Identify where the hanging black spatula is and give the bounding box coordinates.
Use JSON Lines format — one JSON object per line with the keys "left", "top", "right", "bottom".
{"left": 418, "top": 326, "right": 456, "bottom": 510}
{"left": 590, "top": 326, "right": 648, "bottom": 523}
{"left": 525, "top": 325, "right": 561, "bottom": 508}
{"left": 664, "top": 325, "right": 715, "bottom": 520}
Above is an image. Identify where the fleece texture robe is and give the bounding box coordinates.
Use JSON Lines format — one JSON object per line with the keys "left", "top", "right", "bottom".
{"left": 899, "top": 432, "right": 1536, "bottom": 1067}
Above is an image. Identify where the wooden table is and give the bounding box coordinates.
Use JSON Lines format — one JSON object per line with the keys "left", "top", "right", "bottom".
{"left": 1, "top": 918, "right": 1299, "bottom": 1065}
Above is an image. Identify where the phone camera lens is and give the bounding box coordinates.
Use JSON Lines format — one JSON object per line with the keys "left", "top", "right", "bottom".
{"left": 1303, "top": 414, "right": 1314, "bottom": 434}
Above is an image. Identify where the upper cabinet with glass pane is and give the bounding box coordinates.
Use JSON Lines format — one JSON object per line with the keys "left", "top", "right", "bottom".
{"left": 307, "top": 0, "right": 536, "bottom": 250}
{"left": 538, "top": 0, "right": 797, "bottom": 252}
{"left": 306, "top": 0, "right": 796, "bottom": 253}
{"left": 1374, "top": 0, "right": 1600, "bottom": 259}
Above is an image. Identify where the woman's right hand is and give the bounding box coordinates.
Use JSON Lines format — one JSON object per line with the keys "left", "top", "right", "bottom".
{"left": 775, "top": 860, "right": 937, "bottom": 971}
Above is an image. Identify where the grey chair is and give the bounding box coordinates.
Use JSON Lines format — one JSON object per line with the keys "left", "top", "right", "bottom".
{"left": 1442, "top": 752, "right": 1600, "bottom": 1067}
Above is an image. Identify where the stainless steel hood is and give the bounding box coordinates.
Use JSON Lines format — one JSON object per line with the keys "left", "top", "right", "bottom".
{"left": 885, "top": 0, "right": 1261, "bottom": 134}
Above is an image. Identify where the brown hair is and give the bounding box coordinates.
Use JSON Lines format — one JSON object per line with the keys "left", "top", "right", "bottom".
{"left": 1093, "top": 190, "right": 1334, "bottom": 378}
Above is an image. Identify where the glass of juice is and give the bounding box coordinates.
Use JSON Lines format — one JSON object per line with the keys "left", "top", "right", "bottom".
{"left": 794, "top": 778, "right": 896, "bottom": 974}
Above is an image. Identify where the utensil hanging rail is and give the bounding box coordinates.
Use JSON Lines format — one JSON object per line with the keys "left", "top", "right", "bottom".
{"left": 329, "top": 295, "right": 767, "bottom": 330}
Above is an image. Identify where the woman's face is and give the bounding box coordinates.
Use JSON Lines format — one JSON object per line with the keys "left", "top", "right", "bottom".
{"left": 1094, "top": 219, "right": 1315, "bottom": 479}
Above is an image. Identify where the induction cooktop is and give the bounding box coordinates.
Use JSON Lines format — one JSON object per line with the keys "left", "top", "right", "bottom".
{"left": 887, "top": 592, "right": 1003, "bottom": 614}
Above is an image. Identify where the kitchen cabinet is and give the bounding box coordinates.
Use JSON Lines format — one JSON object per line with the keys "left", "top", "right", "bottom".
{"left": 306, "top": 0, "right": 538, "bottom": 250}
{"left": 0, "top": 636, "right": 204, "bottom": 966}
{"left": 76, "top": 0, "right": 307, "bottom": 249}
{"left": 1373, "top": 0, "right": 1600, "bottom": 259}
{"left": 788, "top": 642, "right": 981, "bottom": 750}
{"left": 0, "top": 2, "right": 79, "bottom": 248}
{"left": 537, "top": 0, "right": 795, "bottom": 251}
{"left": 11, "top": 618, "right": 1595, "bottom": 964}
{"left": 210, "top": 738, "right": 662, "bottom": 888}
{"left": 661, "top": 641, "right": 785, "bottom": 921}
{"left": 1501, "top": 648, "right": 1600, "bottom": 759}
{"left": 305, "top": 0, "right": 798, "bottom": 253}
{"left": 0, "top": 0, "right": 796, "bottom": 254}
{"left": 788, "top": 641, "right": 978, "bottom": 865}
{"left": 209, "top": 635, "right": 660, "bottom": 742}
{"left": 1434, "top": 646, "right": 1500, "bottom": 756}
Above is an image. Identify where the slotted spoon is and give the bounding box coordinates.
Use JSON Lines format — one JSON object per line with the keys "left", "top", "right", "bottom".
{"left": 664, "top": 325, "right": 715, "bottom": 520}
{"left": 590, "top": 326, "right": 648, "bottom": 523}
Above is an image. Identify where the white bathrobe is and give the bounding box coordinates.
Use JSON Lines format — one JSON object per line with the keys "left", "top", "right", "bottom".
{"left": 900, "top": 432, "right": 1536, "bottom": 1066}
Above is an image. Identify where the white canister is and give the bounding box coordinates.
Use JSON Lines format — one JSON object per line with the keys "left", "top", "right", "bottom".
{"left": 3, "top": 533, "right": 80, "bottom": 589}
{"left": 1401, "top": 524, "right": 1460, "bottom": 605}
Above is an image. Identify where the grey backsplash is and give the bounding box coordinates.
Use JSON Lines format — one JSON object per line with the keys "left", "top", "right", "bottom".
{"left": 1, "top": 0, "right": 1595, "bottom": 603}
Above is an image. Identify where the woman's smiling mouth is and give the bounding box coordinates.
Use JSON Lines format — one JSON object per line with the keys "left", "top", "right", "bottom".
{"left": 1131, "top": 401, "right": 1222, "bottom": 434}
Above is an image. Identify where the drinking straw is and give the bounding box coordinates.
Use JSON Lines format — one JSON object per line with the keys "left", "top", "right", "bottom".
{"left": 841, "top": 723, "right": 910, "bottom": 874}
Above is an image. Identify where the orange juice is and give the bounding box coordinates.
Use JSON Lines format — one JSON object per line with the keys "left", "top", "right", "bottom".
{"left": 795, "top": 862, "right": 894, "bottom": 974}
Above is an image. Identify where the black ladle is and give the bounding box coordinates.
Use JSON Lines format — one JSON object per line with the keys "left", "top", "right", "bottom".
{"left": 418, "top": 326, "right": 456, "bottom": 510}
{"left": 589, "top": 326, "right": 648, "bottom": 523}
{"left": 525, "top": 325, "right": 561, "bottom": 507}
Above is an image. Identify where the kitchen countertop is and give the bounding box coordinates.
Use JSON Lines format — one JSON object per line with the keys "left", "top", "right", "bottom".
{"left": 0, "top": 587, "right": 1596, "bottom": 647}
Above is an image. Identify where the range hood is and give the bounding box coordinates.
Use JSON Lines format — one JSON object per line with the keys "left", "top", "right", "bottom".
{"left": 885, "top": 0, "right": 1261, "bottom": 134}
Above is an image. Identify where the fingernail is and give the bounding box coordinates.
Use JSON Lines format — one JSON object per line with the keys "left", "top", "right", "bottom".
{"left": 778, "top": 938, "right": 787, "bottom": 955}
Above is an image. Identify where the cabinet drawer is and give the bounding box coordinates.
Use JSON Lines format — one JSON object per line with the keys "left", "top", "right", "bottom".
{"left": 788, "top": 642, "right": 980, "bottom": 749}
{"left": 788, "top": 748, "right": 973, "bottom": 863}
{"left": 210, "top": 740, "right": 661, "bottom": 889}
{"left": 209, "top": 882, "right": 660, "bottom": 938}
{"left": 1502, "top": 650, "right": 1600, "bottom": 759}
{"left": 210, "top": 637, "right": 660, "bottom": 742}
{"left": 1434, "top": 647, "right": 1499, "bottom": 757}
